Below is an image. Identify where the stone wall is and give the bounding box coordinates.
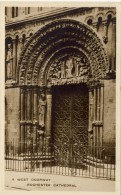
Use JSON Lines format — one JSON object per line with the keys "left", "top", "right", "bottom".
{"left": 5, "top": 87, "right": 20, "bottom": 142}
{"left": 5, "top": 7, "right": 116, "bottom": 151}
{"left": 103, "top": 79, "right": 116, "bottom": 147}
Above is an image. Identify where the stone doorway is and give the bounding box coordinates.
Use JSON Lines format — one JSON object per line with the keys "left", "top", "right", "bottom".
{"left": 52, "top": 84, "right": 89, "bottom": 167}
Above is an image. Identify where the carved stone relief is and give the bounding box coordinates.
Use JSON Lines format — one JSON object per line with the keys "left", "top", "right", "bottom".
{"left": 18, "top": 19, "right": 109, "bottom": 85}
{"left": 47, "top": 55, "right": 90, "bottom": 86}
{"left": 38, "top": 92, "right": 46, "bottom": 128}
{"left": 6, "top": 43, "right": 13, "bottom": 80}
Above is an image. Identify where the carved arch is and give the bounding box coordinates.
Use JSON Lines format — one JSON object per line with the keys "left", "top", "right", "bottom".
{"left": 14, "top": 31, "right": 21, "bottom": 38}
{"left": 18, "top": 19, "right": 109, "bottom": 86}
{"left": 84, "top": 16, "right": 94, "bottom": 24}
{"left": 95, "top": 12, "right": 105, "bottom": 22}
{"left": 105, "top": 10, "right": 116, "bottom": 19}
{"left": 5, "top": 33, "right": 14, "bottom": 39}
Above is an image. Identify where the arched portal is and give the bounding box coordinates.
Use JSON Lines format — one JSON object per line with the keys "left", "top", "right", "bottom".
{"left": 18, "top": 19, "right": 109, "bottom": 86}
{"left": 18, "top": 19, "right": 108, "bottom": 161}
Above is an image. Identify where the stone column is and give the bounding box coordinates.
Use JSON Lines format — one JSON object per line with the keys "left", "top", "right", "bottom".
{"left": 100, "top": 84, "right": 104, "bottom": 122}
{"left": 112, "top": 18, "right": 116, "bottom": 71}
{"left": 26, "top": 88, "right": 31, "bottom": 123}
{"left": 93, "top": 87, "right": 96, "bottom": 121}
{"left": 97, "top": 86, "right": 100, "bottom": 121}
{"left": 88, "top": 87, "right": 94, "bottom": 155}
{"left": 93, "top": 86, "right": 97, "bottom": 156}
{"left": 100, "top": 84, "right": 104, "bottom": 149}
{"left": 24, "top": 88, "right": 32, "bottom": 153}
{"left": 102, "top": 21, "right": 108, "bottom": 38}
{"left": 33, "top": 126, "right": 37, "bottom": 152}
{"left": 45, "top": 87, "right": 52, "bottom": 144}
{"left": 20, "top": 87, "right": 25, "bottom": 152}
{"left": 12, "top": 38, "right": 17, "bottom": 80}
{"left": 17, "top": 38, "right": 23, "bottom": 63}
{"left": 32, "top": 88, "right": 38, "bottom": 150}
{"left": 33, "top": 87, "right": 38, "bottom": 124}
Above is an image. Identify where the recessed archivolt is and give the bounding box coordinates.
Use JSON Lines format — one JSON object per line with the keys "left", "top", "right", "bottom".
{"left": 18, "top": 19, "right": 109, "bottom": 86}
{"left": 30, "top": 37, "right": 105, "bottom": 85}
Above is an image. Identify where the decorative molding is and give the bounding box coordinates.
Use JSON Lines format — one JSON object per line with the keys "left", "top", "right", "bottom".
{"left": 18, "top": 19, "right": 109, "bottom": 86}
{"left": 92, "top": 121, "right": 103, "bottom": 126}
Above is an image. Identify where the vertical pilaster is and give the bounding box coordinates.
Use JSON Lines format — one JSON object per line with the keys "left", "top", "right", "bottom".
{"left": 100, "top": 84, "right": 104, "bottom": 122}
{"left": 26, "top": 88, "right": 31, "bottom": 122}
{"left": 17, "top": 38, "right": 23, "bottom": 62}
{"left": 33, "top": 87, "right": 38, "bottom": 124}
{"left": 97, "top": 86, "right": 100, "bottom": 121}
{"left": 89, "top": 89, "right": 92, "bottom": 129}
{"left": 20, "top": 88, "right": 25, "bottom": 152}
{"left": 88, "top": 87, "right": 94, "bottom": 155}
{"left": 93, "top": 86, "right": 97, "bottom": 156}
{"left": 112, "top": 18, "right": 116, "bottom": 71}
{"left": 93, "top": 87, "right": 96, "bottom": 121}
{"left": 12, "top": 38, "right": 17, "bottom": 80}
{"left": 32, "top": 87, "right": 38, "bottom": 148}
{"left": 45, "top": 87, "right": 52, "bottom": 143}
{"left": 100, "top": 84, "right": 104, "bottom": 149}
{"left": 33, "top": 126, "right": 37, "bottom": 146}
{"left": 7, "top": 7, "right": 12, "bottom": 19}
{"left": 103, "top": 21, "right": 108, "bottom": 38}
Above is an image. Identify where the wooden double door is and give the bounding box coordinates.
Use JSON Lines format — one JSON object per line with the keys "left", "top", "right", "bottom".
{"left": 52, "top": 84, "right": 89, "bottom": 167}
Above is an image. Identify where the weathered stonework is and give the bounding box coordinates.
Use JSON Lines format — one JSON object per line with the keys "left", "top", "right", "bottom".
{"left": 5, "top": 7, "right": 116, "bottom": 155}
{"left": 17, "top": 19, "right": 109, "bottom": 86}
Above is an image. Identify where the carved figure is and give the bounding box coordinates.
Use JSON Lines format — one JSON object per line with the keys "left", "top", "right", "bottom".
{"left": 75, "top": 62, "right": 80, "bottom": 76}
{"left": 6, "top": 43, "right": 13, "bottom": 79}
{"left": 61, "top": 61, "right": 66, "bottom": 78}
{"left": 65, "top": 58, "right": 73, "bottom": 78}
{"left": 39, "top": 93, "right": 46, "bottom": 128}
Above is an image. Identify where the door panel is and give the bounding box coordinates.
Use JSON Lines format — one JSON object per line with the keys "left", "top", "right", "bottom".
{"left": 52, "top": 84, "right": 89, "bottom": 167}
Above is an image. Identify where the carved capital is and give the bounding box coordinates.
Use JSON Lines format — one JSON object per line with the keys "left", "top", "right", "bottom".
{"left": 112, "top": 17, "right": 116, "bottom": 24}
{"left": 106, "top": 70, "right": 116, "bottom": 79}
{"left": 92, "top": 121, "right": 103, "bottom": 126}
{"left": 103, "top": 36, "right": 108, "bottom": 44}
{"left": 39, "top": 86, "right": 46, "bottom": 93}
{"left": 46, "top": 87, "right": 52, "bottom": 95}
{"left": 88, "top": 128, "right": 93, "bottom": 134}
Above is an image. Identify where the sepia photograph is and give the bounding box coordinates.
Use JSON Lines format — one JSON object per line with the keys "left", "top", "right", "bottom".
{"left": 2, "top": 3, "right": 120, "bottom": 193}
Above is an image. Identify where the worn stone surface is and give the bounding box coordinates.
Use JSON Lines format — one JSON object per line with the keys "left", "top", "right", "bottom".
{"left": 5, "top": 88, "right": 20, "bottom": 141}
{"left": 103, "top": 79, "right": 116, "bottom": 147}
{"left": 5, "top": 7, "right": 116, "bottom": 156}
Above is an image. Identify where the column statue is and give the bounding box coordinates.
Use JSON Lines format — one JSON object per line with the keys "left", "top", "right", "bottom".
{"left": 61, "top": 61, "right": 66, "bottom": 78}
{"left": 65, "top": 58, "right": 73, "bottom": 78}
{"left": 6, "top": 43, "right": 13, "bottom": 80}
{"left": 39, "top": 93, "right": 46, "bottom": 128}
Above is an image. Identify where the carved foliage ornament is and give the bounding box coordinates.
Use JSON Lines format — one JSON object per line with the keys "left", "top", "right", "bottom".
{"left": 18, "top": 19, "right": 109, "bottom": 85}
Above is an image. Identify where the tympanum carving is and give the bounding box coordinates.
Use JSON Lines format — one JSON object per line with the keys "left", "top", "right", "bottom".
{"left": 47, "top": 56, "right": 90, "bottom": 86}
